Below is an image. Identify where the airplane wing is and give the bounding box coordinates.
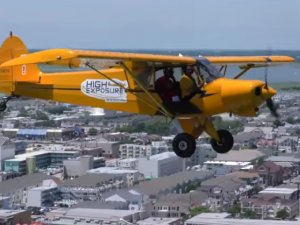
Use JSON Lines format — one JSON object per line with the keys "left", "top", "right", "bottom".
{"left": 0, "top": 49, "right": 196, "bottom": 69}
{"left": 0, "top": 49, "right": 295, "bottom": 70}
{"left": 206, "top": 56, "right": 295, "bottom": 67}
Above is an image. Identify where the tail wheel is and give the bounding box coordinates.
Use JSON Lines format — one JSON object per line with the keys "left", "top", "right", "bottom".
{"left": 211, "top": 129, "right": 234, "bottom": 154}
{"left": 172, "top": 133, "right": 196, "bottom": 158}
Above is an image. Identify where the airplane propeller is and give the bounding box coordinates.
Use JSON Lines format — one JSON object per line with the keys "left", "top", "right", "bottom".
{"left": 263, "top": 57, "right": 279, "bottom": 118}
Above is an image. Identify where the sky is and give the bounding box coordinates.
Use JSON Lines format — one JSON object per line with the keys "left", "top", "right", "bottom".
{"left": 0, "top": 0, "right": 300, "bottom": 50}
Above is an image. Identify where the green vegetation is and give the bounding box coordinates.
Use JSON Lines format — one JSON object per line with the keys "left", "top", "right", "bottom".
{"left": 242, "top": 209, "right": 256, "bottom": 219}
{"left": 185, "top": 181, "right": 201, "bottom": 193}
{"left": 276, "top": 208, "right": 289, "bottom": 220}
{"left": 228, "top": 203, "right": 241, "bottom": 217}
{"left": 18, "top": 107, "right": 29, "bottom": 117}
{"left": 118, "top": 118, "right": 170, "bottom": 135}
{"left": 212, "top": 116, "right": 244, "bottom": 134}
{"left": 34, "top": 120, "right": 56, "bottom": 127}
{"left": 45, "top": 106, "right": 69, "bottom": 114}
{"left": 286, "top": 116, "right": 300, "bottom": 124}
{"left": 35, "top": 110, "right": 49, "bottom": 120}
{"left": 88, "top": 127, "right": 98, "bottom": 136}
{"left": 190, "top": 206, "right": 209, "bottom": 217}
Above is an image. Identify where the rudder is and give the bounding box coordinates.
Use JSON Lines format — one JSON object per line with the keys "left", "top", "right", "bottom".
{"left": 0, "top": 34, "right": 40, "bottom": 94}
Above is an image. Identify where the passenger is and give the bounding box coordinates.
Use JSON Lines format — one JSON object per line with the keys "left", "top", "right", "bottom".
{"left": 180, "top": 65, "right": 205, "bottom": 100}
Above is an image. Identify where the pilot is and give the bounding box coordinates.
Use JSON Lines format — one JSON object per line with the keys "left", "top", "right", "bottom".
{"left": 180, "top": 65, "right": 200, "bottom": 100}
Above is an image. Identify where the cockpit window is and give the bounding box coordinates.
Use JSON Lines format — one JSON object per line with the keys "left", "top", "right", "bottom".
{"left": 196, "top": 57, "right": 223, "bottom": 83}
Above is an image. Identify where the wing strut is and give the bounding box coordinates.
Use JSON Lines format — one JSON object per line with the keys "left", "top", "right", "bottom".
{"left": 85, "top": 62, "right": 172, "bottom": 118}
{"left": 233, "top": 64, "right": 254, "bottom": 79}
{"left": 120, "top": 62, "right": 173, "bottom": 118}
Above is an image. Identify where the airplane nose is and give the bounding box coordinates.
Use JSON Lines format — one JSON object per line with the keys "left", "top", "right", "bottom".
{"left": 261, "top": 86, "right": 277, "bottom": 99}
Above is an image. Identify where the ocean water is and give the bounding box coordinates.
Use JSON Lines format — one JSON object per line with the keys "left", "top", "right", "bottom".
{"left": 35, "top": 49, "right": 300, "bottom": 83}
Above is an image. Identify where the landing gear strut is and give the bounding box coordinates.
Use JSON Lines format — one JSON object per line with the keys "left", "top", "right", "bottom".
{"left": 172, "top": 133, "right": 196, "bottom": 158}
{"left": 210, "top": 129, "right": 234, "bottom": 154}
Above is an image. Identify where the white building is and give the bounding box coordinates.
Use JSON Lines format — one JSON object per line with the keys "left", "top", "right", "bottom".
{"left": 119, "top": 144, "right": 152, "bottom": 159}
{"left": 118, "top": 158, "right": 139, "bottom": 170}
{"left": 138, "top": 152, "right": 184, "bottom": 179}
{"left": 203, "top": 161, "right": 251, "bottom": 176}
{"left": 27, "top": 179, "right": 59, "bottom": 207}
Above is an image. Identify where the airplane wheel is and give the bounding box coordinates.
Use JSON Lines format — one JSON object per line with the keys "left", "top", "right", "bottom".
{"left": 172, "top": 133, "right": 196, "bottom": 158}
{"left": 211, "top": 129, "right": 233, "bottom": 154}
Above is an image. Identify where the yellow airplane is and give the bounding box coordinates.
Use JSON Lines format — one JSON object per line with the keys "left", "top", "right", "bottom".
{"left": 0, "top": 34, "right": 296, "bottom": 158}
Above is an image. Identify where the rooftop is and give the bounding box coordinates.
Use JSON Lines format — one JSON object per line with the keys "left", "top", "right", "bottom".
{"left": 136, "top": 171, "right": 212, "bottom": 195}
{"left": 46, "top": 208, "right": 141, "bottom": 221}
{"left": 185, "top": 213, "right": 300, "bottom": 225}
{"left": 214, "top": 150, "right": 265, "bottom": 162}
{"left": 88, "top": 167, "right": 138, "bottom": 174}
{"left": 10, "top": 149, "right": 79, "bottom": 161}
{"left": 259, "top": 187, "right": 298, "bottom": 195}
{"left": 266, "top": 155, "right": 300, "bottom": 163}
{"left": 61, "top": 173, "right": 122, "bottom": 187}
{"left": 138, "top": 217, "right": 180, "bottom": 225}
{"left": 0, "top": 173, "right": 51, "bottom": 194}
{"left": 204, "top": 161, "right": 250, "bottom": 166}
{"left": 0, "top": 209, "right": 28, "bottom": 218}
{"left": 149, "top": 152, "right": 177, "bottom": 160}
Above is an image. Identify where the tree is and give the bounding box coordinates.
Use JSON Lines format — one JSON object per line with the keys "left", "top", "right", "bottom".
{"left": 18, "top": 107, "right": 28, "bottom": 117}
{"left": 88, "top": 127, "right": 98, "bottom": 136}
{"left": 34, "top": 120, "right": 56, "bottom": 127}
{"left": 242, "top": 209, "right": 256, "bottom": 219}
{"left": 276, "top": 208, "right": 289, "bottom": 220}
{"left": 45, "top": 106, "right": 68, "bottom": 114}
{"left": 185, "top": 181, "right": 201, "bottom": 193}
{"left": 286, "top": 117, "right": 295, "bottom": 124}
{"left": 36, "top": 110, "right": 49, "bottom": 120}
{"left": 190, "top": 206, "right": 209, "bottom": 217}
{"left": 228, "top": 203, "right": 241, "bottom": 217}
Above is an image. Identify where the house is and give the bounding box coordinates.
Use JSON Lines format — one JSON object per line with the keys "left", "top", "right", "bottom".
{"left": 266, "top": 156, "right": 300, "bottom": 178}
{"left": 227, "top": 171, "right": 261, "bottom": 186}
{"left": 277, "top": 136, "right": 298, "bottom": 153}
{"left": 102, "top": 189, "right": 149, "bottom": 211}
{"left": 0, "top": 173, "right": 52, "bottom": 207}
{"left": 185, "top": 213, "right": 300, "bottom": 225}
{"left": 135, "top": 171, "right": 213, "bottom": 200}
{"left": 149, "top": 192, "right": 208, "bottom": 218}
{"left": 199, "top": 175, "right": 249, "bottom": 212}
{"left": 59, "top": 174, "right": 126, "bottom": 202}
{"left": 254, "top": 161, "right": 284, "bottom": 186}
{"left": 241, "top": 196, "right": 299, "bottom": 219}
{"left": 234, "top": 132, "right": 263, "bottom": 149}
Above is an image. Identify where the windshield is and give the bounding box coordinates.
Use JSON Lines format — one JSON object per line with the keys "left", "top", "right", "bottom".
{"left": 196, "top": 57, "right": 223, "bottom": 83}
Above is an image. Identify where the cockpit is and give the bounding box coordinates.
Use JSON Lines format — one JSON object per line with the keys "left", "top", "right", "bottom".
{"left": 195, "top": 56, "right": 223, "bottom": 83}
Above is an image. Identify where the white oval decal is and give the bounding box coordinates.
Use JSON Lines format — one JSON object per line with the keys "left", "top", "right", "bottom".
{"left": 81, "top": 79, "right": 128, "bottom": 103}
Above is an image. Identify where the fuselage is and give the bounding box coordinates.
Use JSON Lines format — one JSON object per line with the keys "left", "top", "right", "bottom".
{"left": 0, "top": 66, "right": 276, "bottom": 118}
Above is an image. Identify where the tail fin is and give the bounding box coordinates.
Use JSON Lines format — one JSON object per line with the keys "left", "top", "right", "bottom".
{"left": 0, "top": 34, "right": 40, "bottom": 94}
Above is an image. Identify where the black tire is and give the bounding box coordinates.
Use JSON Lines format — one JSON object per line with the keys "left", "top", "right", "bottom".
{"left": 0, "top": 103, "right": 6, "bottom": 112}
{"left": 211, "top": 129, "right": 234, "bottom": 154}
{"left": 172, "top": 133, "right": 196, "bottom": 158}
